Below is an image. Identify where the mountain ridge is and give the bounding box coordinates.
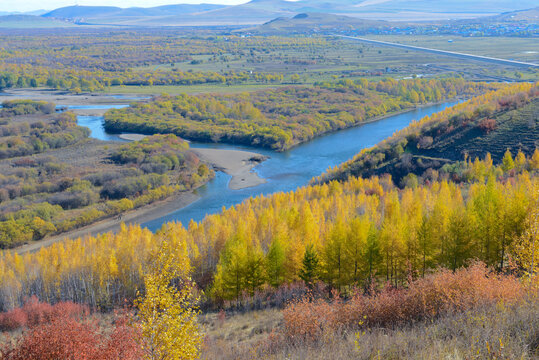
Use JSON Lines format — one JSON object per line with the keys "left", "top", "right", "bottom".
{"left": 39, "top": 0, "right": 539, "bottom": 25}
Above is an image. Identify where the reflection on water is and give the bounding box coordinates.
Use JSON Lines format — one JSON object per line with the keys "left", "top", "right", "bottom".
{"left": 74, "top": 101, "right": 459, "bottom": 231}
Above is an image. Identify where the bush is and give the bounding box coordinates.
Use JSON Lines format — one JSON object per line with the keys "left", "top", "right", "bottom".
{"left": 478, "top": 118, "right": 497, "bottom": 134}
{"left": 0, "top": 296, "right": 88, "bottom": 331}
{"left": 1, "top": 310, "right": 141, "bottom": 360}
{"left": 100, "top": 174, "right": 167, "bottom": 199}
{"left": 282, "top": 263, "right": 524, "bottom": 342}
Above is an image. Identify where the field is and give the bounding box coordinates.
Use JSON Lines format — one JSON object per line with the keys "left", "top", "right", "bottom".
{"left": 363, "top": 35, "right": 539, "bottom": 63}
{"left": 1, "top": 30, "right": 537, "bottom": 99}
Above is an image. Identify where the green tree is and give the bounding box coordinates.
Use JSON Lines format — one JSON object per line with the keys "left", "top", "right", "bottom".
{"left": 211, "top": 233, "right": 248, "bottom": 300}
{"left": 502, "top": 149, "right": 515, "bottom": 173}
{"left": 265, "top": 235, "right": 286, "bottom": 288}
{"left": 299, "top": 244, "right": 319, "bottom": 289}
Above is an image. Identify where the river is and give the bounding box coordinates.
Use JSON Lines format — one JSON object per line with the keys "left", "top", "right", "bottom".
{"left": 71, "top": 101, "right": 458, "bottom": 231}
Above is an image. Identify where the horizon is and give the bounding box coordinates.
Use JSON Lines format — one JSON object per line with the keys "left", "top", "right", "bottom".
{"left": 0, "top": 0, "right": 251, "bottom": 13}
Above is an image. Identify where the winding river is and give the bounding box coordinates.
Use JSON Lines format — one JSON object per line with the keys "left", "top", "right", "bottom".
{"left": 72, "top": 101, "right": 458, "bottom": 231}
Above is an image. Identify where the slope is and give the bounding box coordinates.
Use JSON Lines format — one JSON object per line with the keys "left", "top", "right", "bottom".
{"left": 317, "top": 83, "right": 539, "bottom": 185}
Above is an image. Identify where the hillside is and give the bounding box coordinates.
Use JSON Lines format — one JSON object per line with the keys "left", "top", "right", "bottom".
{"left": 317, "top": 83, "right": 539, "bottom": 185}
{"left": 42, "top": 4, "right": 226, "bottom": 19}
{"left": 486, "top": 6, "right": 539, "bottom": 22}
{"left": 246, "top": 12, "right": 388, "bottom": 35}
{"left": 0, "top": 15, "right": 76, "bottom": 28}
{"left": 42, "top": 3, "right": 228, "bottom": 25}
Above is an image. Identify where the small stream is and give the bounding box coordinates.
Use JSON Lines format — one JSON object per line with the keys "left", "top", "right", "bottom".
{"left": 69, "top": 101, "right": 459, "bottom": 230}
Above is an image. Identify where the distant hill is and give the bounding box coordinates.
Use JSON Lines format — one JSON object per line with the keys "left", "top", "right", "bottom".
{"left": 486, "top": 6, "right": 539, "bottom": 22}
{"left": 38, "top": 0, "right": 539, "bottom": 26}
{"left": 0, "top": 15, "right": 76, "bottom": 28}
{"left": 0, "top": 10, "right": 48, "bottom": 16}
{"left": 43, "top": 6, "right": 122, "bottom": 19}
{"left": 246, "top": 12, "right": 388, "bottom": 34}
{"left": 42, "top": 3, "right": 227, "bottom": 24}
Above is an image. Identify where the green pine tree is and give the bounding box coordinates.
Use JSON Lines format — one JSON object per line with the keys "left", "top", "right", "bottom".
{"left": 299, "top": 244, "right": 319, "bottom": 289}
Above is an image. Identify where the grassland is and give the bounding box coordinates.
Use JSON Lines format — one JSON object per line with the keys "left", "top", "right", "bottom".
{"left": 201, "top": 296, "right": 539, "bottom": 360}
{"left": 141, "top": 35, "right": 539, "bottom": 85}
{"left": 363, "top": 35, "right": 539, "bottom": 63}
{"left": 1, "top": 30, "right": 537, "bottom": 99}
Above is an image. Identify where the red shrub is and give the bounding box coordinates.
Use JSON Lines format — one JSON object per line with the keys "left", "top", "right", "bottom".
{"left": 1, "top": 312, "right": 141, "bottom": 360}
{"left": 478, "top": 118, "right": 497, "bottom": 134}
{"left": 0, "top": 297, "right": 88, "bottom": 331}
{"left": 0, "top": 308, "right": 27, "bottom": 332}
{"left": 282, "top": 263, "right": 524, "bottom": 342}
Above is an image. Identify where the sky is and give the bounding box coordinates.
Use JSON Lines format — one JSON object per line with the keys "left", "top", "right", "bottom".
{"left": 0, "top": 0, "right": 248, "bottom": 13}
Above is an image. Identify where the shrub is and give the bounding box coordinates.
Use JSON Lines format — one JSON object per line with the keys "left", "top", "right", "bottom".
{"left": 478, "top": 118, "right": 497, "bottom": 134}
{"left": 282, "top": 263, "right": 524, "bottom": 342}
{"left": 1, "top": 312, "right": 141, "bottom": 360}
{"left": 0, "top": 296, "right": 88, "bottom": 331}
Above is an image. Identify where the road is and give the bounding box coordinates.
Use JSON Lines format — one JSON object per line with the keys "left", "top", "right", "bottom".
{"left": 336, "top": 35, "right": 539, "bottom": 69}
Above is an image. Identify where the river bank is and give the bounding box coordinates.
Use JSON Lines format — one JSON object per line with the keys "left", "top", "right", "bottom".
{"left": 116, "top": 134, "right": 269, "bottom": 190}
{"left": 192, "top": 148, "right": 268, "bottom": 190}
{"left": 9, "top": 94, "right": 459, "bottom": 253}
{"left": 13, "top": 145, "right": 269, "bottom": 254}
{"left": 15, "top": 190, "right": 200, "bottom": 254}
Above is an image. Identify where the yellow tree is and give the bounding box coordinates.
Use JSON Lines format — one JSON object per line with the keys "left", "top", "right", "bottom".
{"left": 135, "top": 237, "right": 202, "bottom": 360}
{"left": 513, "top": 190, "right": 538, "bottom": 280}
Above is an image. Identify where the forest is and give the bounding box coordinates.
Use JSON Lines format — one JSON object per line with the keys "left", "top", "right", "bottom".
{"left": 0, "top": 84, "right": 536, "bottom": 359}
{"left": 104, "top": 78, "right": 501, "bottom": 150}
{"left": 0, "top": 144, "right": 536, "bottom": 357}
{"left": 0, "top": 149, "right": 536, "bottom": 308}
{"left": 0, "top": 103, "right": 212, "bottom": 248}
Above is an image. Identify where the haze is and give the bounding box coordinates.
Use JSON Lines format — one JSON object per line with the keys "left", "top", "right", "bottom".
{"left": 1, "top": 0, "right": 247, "bottom": 13}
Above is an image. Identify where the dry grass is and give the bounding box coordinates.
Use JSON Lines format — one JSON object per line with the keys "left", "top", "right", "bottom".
{"left": 201, "top": 296, "right": 539, "bottom": 360}
{"left": 200, "top": 308, "right": 282, "bottom": 359}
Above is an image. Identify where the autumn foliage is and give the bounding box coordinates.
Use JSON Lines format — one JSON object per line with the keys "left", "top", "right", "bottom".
{"left": 0, "top": 296, "right": 88, "bottom": 332}
{"left": 282, "top": 263, "right": 524, "bottom": 342}
{"left": 0, "top": 301, "right": 141, "bottom": 360}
